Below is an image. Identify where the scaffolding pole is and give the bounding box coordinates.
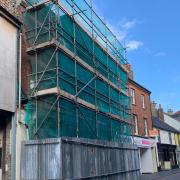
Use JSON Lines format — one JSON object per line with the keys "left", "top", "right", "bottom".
{"left": 23, "top": 0, "right": 132, "bottom": 143}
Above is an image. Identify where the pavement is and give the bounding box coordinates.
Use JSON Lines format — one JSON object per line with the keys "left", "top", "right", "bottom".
{"left": 141, "top": 168, "right": 180, "bottom": 180}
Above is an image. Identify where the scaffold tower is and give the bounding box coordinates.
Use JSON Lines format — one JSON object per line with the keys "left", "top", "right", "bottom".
{"left": 23, "top": 0, "right": 132, "bottom": 143}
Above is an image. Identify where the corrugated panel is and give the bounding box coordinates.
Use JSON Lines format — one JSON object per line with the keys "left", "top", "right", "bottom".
{"left": 21, "top": 138, "right": 140, "bottom": 180}
{"left": 21, "top": 139, "right": 62, "bottom": 180}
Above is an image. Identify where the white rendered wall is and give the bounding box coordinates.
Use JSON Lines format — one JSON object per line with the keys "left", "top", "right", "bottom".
{"left": 171, "top": 133, "right": 176, "bottom": 145}
{"left": 0, "top": 16, "right": 17, "bottom": 112}
{"left": 160, "top": 130, "right": 170, "bottom": 144}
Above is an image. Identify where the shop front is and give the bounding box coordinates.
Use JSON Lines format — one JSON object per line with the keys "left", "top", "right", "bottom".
{"left": 134, "top": 136, "right": 158, "bottom": 173}
{"left": 157, "top": 143, "right": 177, "bottom": 170}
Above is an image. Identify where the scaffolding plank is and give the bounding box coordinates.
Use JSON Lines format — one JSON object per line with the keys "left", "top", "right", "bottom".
{"left": 27, "top": 40, "right": 129, "bottom": 97}
{"left": 36, "top": 87, "right": 58, "bottom": 96}
{"left": 26, "top": 0, "right": 51, "bottom": 11}
{"left": 26, "top": 40, "right": 56, "bottom": 53}
{"left": 35, "top": 88, "right": 131, "bottom": 125}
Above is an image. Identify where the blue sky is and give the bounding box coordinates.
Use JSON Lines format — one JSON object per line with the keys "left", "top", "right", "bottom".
{"left": 93, "top": 0, "right": 180, "bottom": 112}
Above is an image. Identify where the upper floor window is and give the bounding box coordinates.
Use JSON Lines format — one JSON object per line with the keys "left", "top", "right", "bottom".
{"left": 133, "top": 114, "right": 138, "bottom": 135}
{"left": 144, "top": 118, "right": 148, "bottom": 136}
{"left": 130, "top": 88, "right": 136, "bottom": 105}
{"left": 141, "top": 94, "right": 145, "bottom": 109}
{"left": 169, "top": 132, "right": 172, "bottom": 144}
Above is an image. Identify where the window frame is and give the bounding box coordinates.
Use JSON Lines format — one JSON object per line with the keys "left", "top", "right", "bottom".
{"left": 144, "top": 118, "right": 148, "bottom": 136}
{"left": 141, "top": 94, "right": 145, "bottom": 109}
{"left": 130, "top": 88, "right": 136, "bottom": 105}
{"left": 133, "top": 114, "right": 138, "bottom": 135}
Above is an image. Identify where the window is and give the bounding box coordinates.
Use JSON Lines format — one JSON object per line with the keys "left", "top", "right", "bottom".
{"left": 169, "top": 132, "right": 172, "bottom": 144}
{"left": 133, "top": 115, "right": 138, "bottom": 135}
{"left": 141, "top": 94, "right": 145, "bottom": 109}
{"left": 144, "top": 118, "right": 148, "bottom": 136}
{"left": 130, "top": 88, "right": 136, "bottom": 105}
{"left": 158, "top": 134, "right": 161, "bottom": 143}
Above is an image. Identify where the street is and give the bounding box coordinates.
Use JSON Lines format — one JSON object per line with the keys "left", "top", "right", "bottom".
{"left": 141, "top": 169, "right": 180, "bottom": 180}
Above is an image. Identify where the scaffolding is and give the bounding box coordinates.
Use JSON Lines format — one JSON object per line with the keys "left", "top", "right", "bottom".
{"left": 23, "top": 0, "right": 132, "bottom": 143}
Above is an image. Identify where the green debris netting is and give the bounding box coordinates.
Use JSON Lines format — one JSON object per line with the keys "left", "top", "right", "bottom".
{"left": 24, "top": 0, "right": 132, "bottom": 143}
{"left": 25, "top": 97, "right": 131, "bottom": 143}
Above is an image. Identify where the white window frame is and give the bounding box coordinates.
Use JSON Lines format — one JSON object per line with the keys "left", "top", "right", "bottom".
{"left": 130, "top": 88, "right": 136, "bottom": 105}
{"left": 144, "top": 118, "right": 148, "bottom": 136}
{"left": 133, "top": 115, "right": 138, "bottom": 135}
{"left": 141, "top": 94, "right": 145, "bottom": 109}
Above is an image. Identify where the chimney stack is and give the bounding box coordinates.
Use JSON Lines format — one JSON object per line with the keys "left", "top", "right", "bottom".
{"left": 157, "top": 104, "right": 164, "bottom": 121}
{"left": 167, "top": 108, "right": 173, "bottom": 115}
{"left": 126, "top": 63, "right": 134, "bottom": 80}
{"left": 151, "top": 101, "right": 157, "bottom": 117}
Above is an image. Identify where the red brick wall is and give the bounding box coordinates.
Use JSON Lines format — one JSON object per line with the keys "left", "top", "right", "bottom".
{"left": 21, "top": 33, "right": 32, "bottom": 95}
{"left": 129, "top": 81, "right": 153, "bottom": 137}
{"left": 0, "top": 0, "right": 17, "bottom": 16}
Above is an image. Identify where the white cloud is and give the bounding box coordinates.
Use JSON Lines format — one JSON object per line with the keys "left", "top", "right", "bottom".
{"left": 91, "top": 3, "right": 142, "bottom": 51}
{"left": 154, "top": 52, "right": 166, "bottom": 57}
{"left": 126, "top": 40, "right": 143, "bottom": 51}
{"left": 120, "top": 19, "right": 138, "bottom": 30}
{"left": 106, "top": 22, "right": 128, "bottom": 41}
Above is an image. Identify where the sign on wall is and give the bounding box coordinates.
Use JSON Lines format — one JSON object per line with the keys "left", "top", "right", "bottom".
{"left": 149, "top": 129, "right": 159, "bottom": 137}
{"left": 134, "top": 136, "right": 156, "bottom": 148}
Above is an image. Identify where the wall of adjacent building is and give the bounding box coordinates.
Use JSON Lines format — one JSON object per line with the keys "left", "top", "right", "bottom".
{"left": 0, "top": 0, "right": 16, "bottom": 15}
{"left": 16, "top": 109, "right": 27, "bottom": 180}
{"left": 159, "top": 129, "right": 176, "bottom": 145}
{"left": 0, "top": 15, "right": 17, "bottom": 112}
{"left": 129, "top": 80, "right": 152, "bottom": 136}
{"left": 0, "top": 0, "right": 22, "bottom": 17}
{"left": 160, "top": 130, "right": 170, "bottom": 144}
{"left": 0, "top": 2, "right": 23, "bottom": 180}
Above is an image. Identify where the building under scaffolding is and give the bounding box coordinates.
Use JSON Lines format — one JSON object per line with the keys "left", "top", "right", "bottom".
{"left": 23, "top": 0, "right": 132, "bottom": 143}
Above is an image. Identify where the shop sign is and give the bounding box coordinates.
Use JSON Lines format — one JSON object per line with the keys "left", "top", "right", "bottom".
{"left": 134, "top": 137, "right": 155, "bottom": 148}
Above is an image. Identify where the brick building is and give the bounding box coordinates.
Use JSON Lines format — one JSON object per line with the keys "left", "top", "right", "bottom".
{"left": 129, "top": 79, "right": 152, "bottom": 136}
{"left": 128, "top": 78, "right": 158, "bottom": 173}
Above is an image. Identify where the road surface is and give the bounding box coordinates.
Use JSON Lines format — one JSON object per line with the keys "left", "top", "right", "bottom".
{"left": 141, "top": 169, "right": 180, "bottom": 180}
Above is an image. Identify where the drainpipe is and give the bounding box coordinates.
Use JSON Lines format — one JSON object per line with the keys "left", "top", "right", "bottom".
{"left": 18, "top": 32, "right": 22, "bottom": 124}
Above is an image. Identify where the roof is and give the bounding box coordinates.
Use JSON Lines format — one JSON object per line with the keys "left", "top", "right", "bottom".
{"left": 170, "top": 111, "right": 180, "bottom": 121}
{"left": 128, "top": 78, "right": 151, "bottom": 94}
{"left": 152, "top": 116, "right": 180, "bottom": 133}
{"left": 174, "top": 111, "right": 180, "bottom": 115}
